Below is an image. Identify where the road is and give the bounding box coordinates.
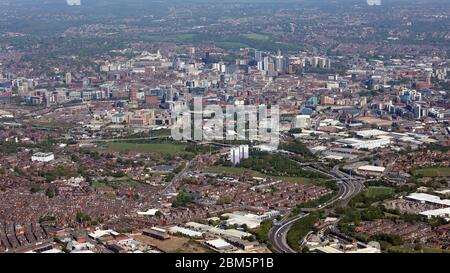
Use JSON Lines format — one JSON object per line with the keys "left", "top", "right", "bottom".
{"left": 148, "top": 159, "right": 193, "bottom": 205}
{"left": 270, "top": 214, "right": 308, "bottom": 253}
{"left": 268, "top": 164, "right": 364, "bottom": 253}
{"left": 148, "top": 148, "right": 224, "bottom": 205}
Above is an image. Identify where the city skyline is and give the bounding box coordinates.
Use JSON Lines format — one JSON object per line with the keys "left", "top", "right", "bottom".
{"left": 0, "top": 0, "right": 449, "bottom": 261}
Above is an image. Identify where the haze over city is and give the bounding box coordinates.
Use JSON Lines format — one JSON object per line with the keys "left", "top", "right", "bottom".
{"left": 0, "top": 0, "right": 449, "bottom": 259}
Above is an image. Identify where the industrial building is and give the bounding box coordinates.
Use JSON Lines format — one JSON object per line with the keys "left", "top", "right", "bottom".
{"left": 143, "top": 227, "right": 170, "bottom": 240}
{"left": 406, "top": 193, "right": 450, "bottom": 207}
{"left": 221, "top": 211, "right": 281, "bottom": 229}
{"left": 357, "top": 165, "right": 386, "bottom": 176}
{"left": 168, "top": 226, "right": 204, "bottom": 238}
{"left": 336, "top": 138, "right": 390, "bottom": 150}
{"left": 294, "top": 115, "right": 311, "bottom": 129}
{"left": 205, "top": 239, "right": 233, "bottom": 251}
{"left": 185, "top": 222, "right": 252, "bottom": 239}
{"left": 355, "top": 129, "right": 388, "bottom": 139}
{"left": 31, "top": 152, "right": 55, "bottom": 163}
{"left": 420, "top": 208, "right": 450, "bottom": 219}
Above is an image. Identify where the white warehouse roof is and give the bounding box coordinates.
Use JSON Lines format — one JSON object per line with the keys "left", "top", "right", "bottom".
{"left": 186, "top": 222, "right": 251, "bottom": 239}
{"left": 206, "top": 239, "right": 232, "bottom": 250}
{"left": 355, "top": 129, "right": 388, "bottom": 138}
{"left": 406, "top": 193, "right": 450, "bottom": 206}
{"left": 420, "top": 207, "right": 450, "bottom": 218}
{"left": 358, "top": 165, "right": 386, "bottom": 173}
{"left": 169, "top": 226, "right": 203, "bottom": 238}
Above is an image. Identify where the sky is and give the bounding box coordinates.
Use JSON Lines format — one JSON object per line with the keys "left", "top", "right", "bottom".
{"left": 66, "top": 0, "right": 81, "bottom": 6}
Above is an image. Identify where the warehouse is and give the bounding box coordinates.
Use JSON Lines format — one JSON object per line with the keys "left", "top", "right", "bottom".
{"left": 355, "top": 129, "right": 388, "bottom": 138}
{"left": 221, "top": 212, "right": 261, "bottom": 229}
{"left": 168, "top": 226, "right": 204, "bottom": 238}
{"left": 143, "top": 227, "right": 170, "bottom": 240}
{"left": 186, "top": 222, "right": 252, "bottom": 239}
{"left": 420, "top": 207, "right": 450, "bottom": 219}
{"left": 225, "top": 237, "right": 257, "bottom": 251}
{"left": 205, "top": 239, "right": 233, "bottom": 251}
{"left": 405, "top": 193, "right": 450, "bottom": 207}
{"left": 357, "top": 165, "right": 386, "bottom": 176}
{"left": 31, "top": 152, "right": 55, "bottom": 162}
{"left": 336, "top": 137, "right": 390, "bottom": 150}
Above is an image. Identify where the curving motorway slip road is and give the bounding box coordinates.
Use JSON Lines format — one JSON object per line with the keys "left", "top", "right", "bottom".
{"left": 268, "top": 164, "right": 364, "bottom": 253}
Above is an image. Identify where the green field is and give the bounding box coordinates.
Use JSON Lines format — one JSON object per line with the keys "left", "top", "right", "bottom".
{"left": 92, "top": 177, "right": 142, "bottom": 190}
{"left": 204, "top": 166, "right": 324, "bottom": 185}
{"left": 272, "top": 176, "right": 326, "bottom": 185}
{"left": 241, "top": 33, "right": 270, "bottom": 41}
{"left": 366, "top": 186, "right": 395, "bottom": 198}
{"left": 105, "top": 143, "right": 187, "bottom": 154}
{"left": 205, "top": 166, "right": 265, "bottom": 177}
{"left": 214, "top": 41, "right": 250, "bottom": 50}
{"left": 414, "top": 167, "right": 450, "bottom": 177}
{"left": 142, "top": 33, "right": 197, "bottom": 42}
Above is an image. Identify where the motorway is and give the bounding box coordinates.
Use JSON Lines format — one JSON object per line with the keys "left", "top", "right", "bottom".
{"left": 269, "top": 214, "right": 307, "bottom": 253}
{"left": 268, "top": 163, "right": 365, "bottom": 253}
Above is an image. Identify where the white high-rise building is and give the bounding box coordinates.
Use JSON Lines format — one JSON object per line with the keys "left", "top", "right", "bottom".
{"left": 65, "top": 72, "right": 72, "bottom": 85}
{"left": 263, "top": 57, "right": 270, "bottom": 72}
{"left": 257, "top": 61, "right": 264, "bottom": 71}
{"left": 255, "top": 50, "right": 263, "bottom": 62}
{"left": 413, "top": 104, "right": 422, "bottom": 119}
{"left": 229, "top": 145, "right": 250, "bottom": 164}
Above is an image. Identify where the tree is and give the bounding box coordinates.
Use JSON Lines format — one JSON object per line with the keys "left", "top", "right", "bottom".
{"left": 242, "top": 235, "right": 255, "bottom": 242}
{"left": 71, "top": 154, "right": 79, "bottom": 162}
{"left": 172, "top": 193, "right": 194, "bottom": 207}
{"left": 46, "top": 187, "right": 55, "bottom": 198}
{"left": 132, "top": 193, "right": 140, "bottom": 201}
{"left": 30, "top": 184, "right": 42, "bottom": 194}
{"left": 288, "top": 128, "right": 302, "bottom": 134}
{"left": 255, "top": 220, "right": 274, "bottom": 243}
{"left": 76, "top": 212, "right": 91, "bottom": 223}
{"left": 371, "top": 233, "right": 403, "bottom": 246}
{"left": 216, "top": 196, "right": 231, "bottom": 205}
{"left": 39, "top": 215, "right": 56, "bottom": 223}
